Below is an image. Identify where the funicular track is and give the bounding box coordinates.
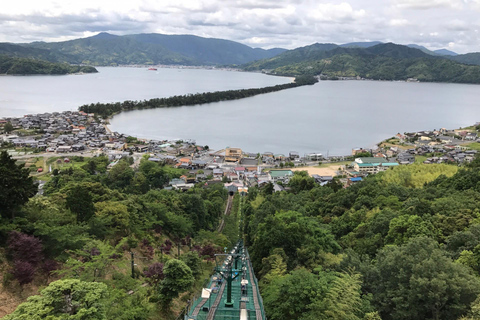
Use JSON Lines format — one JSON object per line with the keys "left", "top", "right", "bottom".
{"left": 247, "top": 259, "right": 263, "bottom": 319}
{"left": 186, "top": 240, "right": 266, "bottom": 320}
{"left": 217, "top": 194, "right": 233, "bottom": 233}
{"left": 206, "top": 281, "right": 227, "bottom": 320}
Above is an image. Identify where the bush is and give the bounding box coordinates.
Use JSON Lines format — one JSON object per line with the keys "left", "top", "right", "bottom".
{"left": 144, "top": 262, "right": 164, "bottom": 286}
{"left": 12, "top": 260, "right": 35, "bottom": 285}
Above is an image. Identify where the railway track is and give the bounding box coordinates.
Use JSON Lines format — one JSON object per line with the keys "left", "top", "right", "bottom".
{"left": 247, "top": 258, "right": 263, "bottom": 319}
{"left": 217, "top": 194, "right": 233, "bottom": 233}
{"left": 206, "top": 281, "right": 227, "bottom": 320}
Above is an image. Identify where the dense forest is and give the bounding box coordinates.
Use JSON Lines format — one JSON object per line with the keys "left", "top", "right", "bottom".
{"left": 241, "top": 161, "right": 480, "bottom": 320}
{"left": 0, "top": 151, "right": 239, "bottom": 319}
{"left": 0, "top": 55, "right": 97, "bottom": 75}
{"left": 244, "top": 43, "right": 480, "bottom": 83}
{"left": 79, "top": 75, "right": 317, "bottom": 118}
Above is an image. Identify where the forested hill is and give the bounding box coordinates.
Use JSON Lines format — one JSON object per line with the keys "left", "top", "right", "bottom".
{"left": 244, "top": 161, "right": 480, "bottom": 320}
{"left": 14, "top": 32, "right": 286, "bottom": 66}
{"left": 0, "top": 55, "right": 97, "bottom": 75}
{"left": 449, "top": 52, "right": 480, "bottom": 66}
{"left": 0, "top": 42, "right": 75, "bottom": 63}
{"left": 243, "top": 43, "right": 480, "bottom": 84}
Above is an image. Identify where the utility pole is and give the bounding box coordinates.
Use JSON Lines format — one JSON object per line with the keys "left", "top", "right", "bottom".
{"left": 130, "top": 252, "right": 135, "bottom": 278}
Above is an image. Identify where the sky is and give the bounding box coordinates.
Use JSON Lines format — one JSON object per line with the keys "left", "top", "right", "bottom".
{"left": 1, "top": 0, "right": 479, "bottom": 54}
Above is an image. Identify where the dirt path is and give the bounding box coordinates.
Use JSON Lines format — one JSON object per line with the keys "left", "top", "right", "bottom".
{"left": 291, "top": 165, "right": 341, "bottom": 177}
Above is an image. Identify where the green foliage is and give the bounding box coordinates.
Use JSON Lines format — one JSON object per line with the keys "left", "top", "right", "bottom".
{"left": 58, "top": 240, "right": 120, "bottom": 281}
{"left": 106, "top": 159, "right": 134, "bottom": 189}
{"left": 262, "top": 268, "right": 333, "bottom": 320}
{"left": 104, "top": 286, "right": 153, "bottom": 320}
{"left": 371, "top": 237, "right": 480, "bottom": 320}
{"left": 0, "top": 54, "right": 97, "bottom": 75}
{"left": 159, "top": 259, "right": 194, "bottom": 305}
{"left": 179, "top": 251, "right": 202, "bottom": 278}
{"left": 289, "top": 171, "right": 316, "bottom": 193}
{"left": 66, "top": 184, "right": 95, "bottom": 222}
{"left": 251, "top": 210, "right": 340, "bottom": 271}
{"left": 3, "top": 122, "right": 14, "bottom": 133}
{"left": 385, "top": 214, "right": 437, "bottom": 245}
{"left": 379, "top": 163, "right": 458, "bottom": 188}
{"left": 4, "top": 279, "right": 108, "bottom": 320}
{"left": 306, "top": 270, "right": 363, "bottom": 320}
{"left": 0, "top": 151, "right": 37, "bottom": 219}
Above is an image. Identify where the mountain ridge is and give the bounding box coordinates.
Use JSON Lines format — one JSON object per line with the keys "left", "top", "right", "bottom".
{"left": 243, "top": 42, "right": 480, "bottom": 84}
{"left": 14, "top": 32, "right": 287, "bottom": 66}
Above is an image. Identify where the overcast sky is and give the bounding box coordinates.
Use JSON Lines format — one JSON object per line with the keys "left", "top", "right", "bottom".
{"left": 1, "top": 0, "right": 479, "bottom": 54}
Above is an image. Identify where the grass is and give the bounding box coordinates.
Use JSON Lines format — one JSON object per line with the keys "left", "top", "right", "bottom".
{"left": 462, "top": 142, "right": 480, "bottom": 151}
{"left": 316, "top": 161, "right": 351, "bottom": 168}
{"left": 415, "top": 156, "right": 428, "bottom": 164}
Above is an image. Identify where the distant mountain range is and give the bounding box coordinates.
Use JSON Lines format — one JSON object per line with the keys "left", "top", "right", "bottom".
{"left": 243, "top": 43, "right": 480, "bottom": 84}
{"left": 0, "top": 32, "right": 286, "bottom": 66}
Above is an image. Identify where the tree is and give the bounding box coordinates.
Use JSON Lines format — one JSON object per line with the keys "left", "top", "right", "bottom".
{"left": 7, "top": 231, "right": 43, "bottom": 266}
{"left": 106, "top": 159, "right": 134, "bottom": 189}
{"left": 262, "top": 268, "right": 333, "bottom": 320}
{"left": 315, "top": 271, "right": 363, "bottom": 320}
{"left": 159, "top": 259, "right": 194, "bottom": 306}
{"left": 0, "top": 151, "right": 37, "bottom": 219}
{"left": 4, "top": 122, "right": 14, "bottom": 133}
{"left": 179, "top": 251, "right": 202, "bottom": 279}
{"left": 66, "top": 184, "right": 95, "bottom": 223}
{"left": 7, "top": 231, "right": 44, "bottom": 285}
{"left": 288, "top": 171, "right": 315, "bottom": 193}
{"left": 3, "top": 279, "right": 108, "bottom": 320}
{"left": 384, "top": 214, "right": 436, "bottom": 245}
{"left": 251, "top": 211, "right": 340, "bottom": 271}
{"left": 144, "top": 262, "right": 164, "bottom": 286}
{"left": 59, "top": 240, "right": 121, "bottom": 282}
{"left": 371, "top": 237, "right": 480, "bottom": 320}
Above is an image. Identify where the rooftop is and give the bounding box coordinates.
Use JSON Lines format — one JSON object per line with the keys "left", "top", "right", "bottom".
{"left": 269, "top": 170, "right": 294, "bottom": 178}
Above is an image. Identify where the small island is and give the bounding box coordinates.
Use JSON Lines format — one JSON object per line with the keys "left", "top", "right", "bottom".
{"left": 0, "top": 55, "right": 97, "bottom": 75}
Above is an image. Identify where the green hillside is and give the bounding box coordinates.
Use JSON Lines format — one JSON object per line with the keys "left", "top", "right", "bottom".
{"left": 448, "top": 52, "right": 480, "bottom": 66}
{"left": 27, "top": 33, "right": 196, "bottom": 66}
{"left": 125, "top": 33, "right": 285, "bottom": 65}
{"left": 18, "top": 32, "right": 286, "bottom": 66}
{"left": 0, "top": 55, "right": 97, "bottom": 75}
{"left": 244, "top": 43, "right": 480, "bottom": 83}
{"left": 0, "top": 43, "right": 76, "bottom": 63}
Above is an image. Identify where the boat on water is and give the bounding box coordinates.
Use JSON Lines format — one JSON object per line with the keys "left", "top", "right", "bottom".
{"left": 148, "top": 67, "right": 157, "bottom": 71}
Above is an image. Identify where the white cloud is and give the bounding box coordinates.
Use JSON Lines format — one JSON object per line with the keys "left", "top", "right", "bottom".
{"left": 393, "top": 0, "right": 463, "bottom": 9}
{"left": 390, "top": 19, "right": 410, "bottom": 26}
{"left": 0, "top": 0, "right": 478, "bottom": 53}
{"left": 309, "top": 3, "right": 366, "bottom": 22}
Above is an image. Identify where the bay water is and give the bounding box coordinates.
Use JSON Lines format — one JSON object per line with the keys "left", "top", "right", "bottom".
{"left": 2, "top": 67, "right": 479, "bottom": 155}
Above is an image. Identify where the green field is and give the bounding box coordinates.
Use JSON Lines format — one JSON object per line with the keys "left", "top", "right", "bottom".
{"left": 316, "top": 161, "right": 351, "bottom": 168}
{"left": 462, "top": 142, "right": 480, "bottom": 151}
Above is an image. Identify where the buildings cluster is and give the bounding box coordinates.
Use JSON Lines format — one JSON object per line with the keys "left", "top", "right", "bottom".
{"left": 3, "top": 113, "right": 480, "bottom": 192}
{"left": 1, "top": 111, "right": 106, "bottom": 152}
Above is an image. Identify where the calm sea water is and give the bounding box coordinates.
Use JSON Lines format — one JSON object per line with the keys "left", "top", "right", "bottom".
{"left": 0, "top": 67, "right": 290, "bottom": 117}
{"left": 2, "top": 67, "right": 479, "bottom": 155}
{"left": 110, "top": 80, "right": 480, "bottom": 155}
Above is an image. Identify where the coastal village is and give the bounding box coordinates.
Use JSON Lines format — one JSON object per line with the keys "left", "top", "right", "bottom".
{"left": 1, "top": 111, "right": 479, "bottom": 193}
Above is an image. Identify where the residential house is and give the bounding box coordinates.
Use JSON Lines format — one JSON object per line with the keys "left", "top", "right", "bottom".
{"left": 269, "top": 170, "right": 294, "bottom": 183}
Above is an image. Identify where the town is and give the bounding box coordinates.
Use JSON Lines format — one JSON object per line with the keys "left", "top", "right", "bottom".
{"left": 1, "top": 111, "right": 479, "bottom": 194}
